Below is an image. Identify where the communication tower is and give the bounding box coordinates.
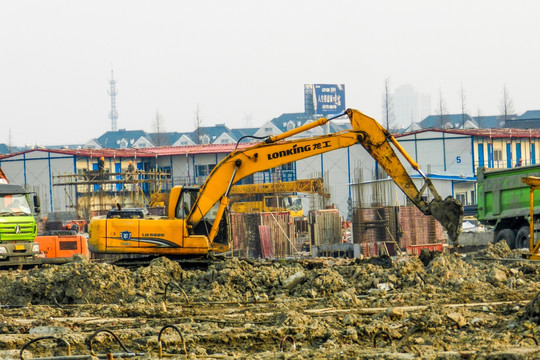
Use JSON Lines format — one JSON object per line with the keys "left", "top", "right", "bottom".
{"left": 109, "top": 70, "right": 119, "bottom": 131}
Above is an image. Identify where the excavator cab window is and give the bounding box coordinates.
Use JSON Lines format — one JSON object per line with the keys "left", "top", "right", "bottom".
{"left": 106, "top": 208, "right": 148, "bottom": 219}
{"left": 176, "top": 188, "right": 198, "bottom": 219}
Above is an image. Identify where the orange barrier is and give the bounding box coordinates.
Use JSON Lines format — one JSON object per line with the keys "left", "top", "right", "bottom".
{"left": 406, "top": 243, "right": 444, "bottom": 255}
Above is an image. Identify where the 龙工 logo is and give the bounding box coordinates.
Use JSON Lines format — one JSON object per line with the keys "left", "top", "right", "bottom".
{"left": 120, "top": 231, "right": 132, "bottom": 241}
{"left": 266, "top": 141, "right": 332, "bottom": 160}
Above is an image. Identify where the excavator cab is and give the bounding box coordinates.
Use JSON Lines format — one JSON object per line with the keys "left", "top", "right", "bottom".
{"left": 177, "top": 187, "right": 229, "bottom": 244}
{"left": 175, "top": 187, "right": 198, "bottom": 219}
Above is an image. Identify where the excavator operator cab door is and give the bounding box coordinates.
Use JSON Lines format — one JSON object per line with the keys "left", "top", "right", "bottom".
{"left": 175, "top": 187, "right": 199, "bottom": 219}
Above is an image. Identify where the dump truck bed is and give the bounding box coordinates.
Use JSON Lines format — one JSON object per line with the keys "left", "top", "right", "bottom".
{"left": 477, "top": 164, "right": 540, "bottom": 224}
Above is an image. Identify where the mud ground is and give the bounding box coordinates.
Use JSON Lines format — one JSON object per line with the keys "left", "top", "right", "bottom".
{"left": 0, "top": 241, "right": 538, "bottom": 359}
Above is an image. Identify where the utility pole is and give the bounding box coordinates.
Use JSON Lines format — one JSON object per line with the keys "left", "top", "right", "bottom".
{"left": 109, "top": 70, "right": 119, "bottom": 131}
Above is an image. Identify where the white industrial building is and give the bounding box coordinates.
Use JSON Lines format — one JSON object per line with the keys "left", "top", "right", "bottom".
{"left": 4, "top": 126, "right": 536, "bottom": 221}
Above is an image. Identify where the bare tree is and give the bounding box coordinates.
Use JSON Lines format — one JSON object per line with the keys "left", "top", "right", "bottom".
{"left": 8, "top": 129, "right": 13, "bottom": 153}
{"left": 460, "top": 85, "right": 467, "bottom": 128}
{"left": 382, "top": 77, "right": 395, "bottom": 130}
{"left": 476, "top": 107, "right": 482, "bottom": 127}
{"left": 499, "top": 84, "right": 515, "bottom": 121}
{"left": 194, "top": 104, "right": 204, "bottom": 144}
{"left": 436, "top": 89, "right": 448, "bottom": 128}
{"left": 151, "top": 109, "right": 168, "bottom": 146}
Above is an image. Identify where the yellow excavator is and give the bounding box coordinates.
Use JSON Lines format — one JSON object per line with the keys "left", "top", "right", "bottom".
{"left": 88, "top": 109, "right": 464, "bottom": 256}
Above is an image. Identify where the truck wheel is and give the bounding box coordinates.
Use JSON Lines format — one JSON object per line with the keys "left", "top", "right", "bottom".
{"left": 495, "top": 229, "right": 516, "bottom": 249}
{"left": 515, "top": 226, "right": 530, "bottom": 249}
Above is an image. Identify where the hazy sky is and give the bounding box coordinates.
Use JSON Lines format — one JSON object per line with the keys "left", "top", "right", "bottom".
{"left": 2, "top": 1, "right": 539, "bottom": 146}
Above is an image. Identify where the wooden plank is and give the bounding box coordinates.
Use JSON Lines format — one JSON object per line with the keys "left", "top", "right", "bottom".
{"left": 258, "top": 225, "right": 273, "bottom": 258}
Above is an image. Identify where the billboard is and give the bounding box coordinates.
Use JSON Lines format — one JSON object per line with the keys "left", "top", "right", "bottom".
{"left": 305, "top": 84, "right": 346, "bottom": 115}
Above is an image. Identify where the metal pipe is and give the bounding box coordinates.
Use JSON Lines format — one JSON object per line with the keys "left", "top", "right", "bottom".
{"left": 20, "top": 336, "right": 71, "bottom": 360}
{"left": 158, "top": 325, "right": 187, "bottom": 358}
{"left": 266, "top": 117, "right": 329, "bottom": 144}
{"left": 279, "top": 335, "right": 296, "bottom": 352}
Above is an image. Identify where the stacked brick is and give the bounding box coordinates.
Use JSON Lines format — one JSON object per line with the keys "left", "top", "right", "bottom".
{"left": 352, "top": 207, "right": 400, "bottom": 244}
{"left": 398, "top": 206, "right": 445, "bottom": 247}
{"left": 352, "top": 205, "right": 446, "bottom": 252}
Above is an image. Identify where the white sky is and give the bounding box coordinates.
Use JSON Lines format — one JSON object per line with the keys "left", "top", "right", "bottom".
{"left": 1, "top": 0, "right": 539, "bottom": 146}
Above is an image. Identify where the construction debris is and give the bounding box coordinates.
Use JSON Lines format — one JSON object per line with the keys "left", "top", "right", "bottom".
{"left": 0, "top": 241, "right": 538, "bottom": 359}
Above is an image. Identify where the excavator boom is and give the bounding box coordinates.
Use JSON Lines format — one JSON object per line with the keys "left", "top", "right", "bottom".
{"left": 187, "top": 109, "right": 463, "bottom": 244}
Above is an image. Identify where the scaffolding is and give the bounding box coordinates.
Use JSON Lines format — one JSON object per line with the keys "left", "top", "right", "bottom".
{"left": 53, "top": 169, "right": 171, "bottom": 219}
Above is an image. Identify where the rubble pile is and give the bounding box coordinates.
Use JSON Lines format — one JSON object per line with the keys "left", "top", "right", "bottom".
{"left": 0, "top": 241, "right": 537, "bottom": 359}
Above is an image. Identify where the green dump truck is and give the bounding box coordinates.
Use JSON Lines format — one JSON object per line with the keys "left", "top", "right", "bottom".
{"left": 0, "top": 182, "right": 41, "bottom": 263}
{"left": 477, "top": 165, "right": 540, "bottom": 249}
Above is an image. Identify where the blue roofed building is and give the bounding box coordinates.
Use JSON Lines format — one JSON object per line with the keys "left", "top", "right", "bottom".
{"left": 254, "top": 112, "right": 351, "bottom": 139}
{"left": 0, "top": 144, "right": 11, "bottom": 155}
{"left": 504, "top": 110, "right": 540, "bottom": 129}
{"left": 405, "top": 112, "right": 517, "bottom": 132}
{"left": 185, "top": 124, "right": 236, "bottom": 145}
{"left": 170, "top": 132, "right": 196, "bottom": 146}
{"left": 472, "top": 115, "right": 507, "bottom": 129}
{"left": 419, "top": 114, "right": 477, "bottom": 129}
{"left": 230, "top": 128, "right": 258, "bottom": 143}
{"left": 85, "top": 129, "right": 152, "bottom": 149}
{"left": 254, "top": 113, "right": 312, "bottom": 138}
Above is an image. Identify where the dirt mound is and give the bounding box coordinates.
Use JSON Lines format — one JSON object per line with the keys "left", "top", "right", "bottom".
{"left": 522, "top": 291, "right": 540, "bottom": 324}
{"left": 0, "top": 256, "right": 184, "bottom": 305}
{"left": 0, "top": 250, "right": 538, "bottom": 358}
{"left": 471, "top": 240, "right": 513, "bottom": 259}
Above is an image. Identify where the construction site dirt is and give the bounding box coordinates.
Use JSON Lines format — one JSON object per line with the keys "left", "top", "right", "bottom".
{"left": 0, "top": 241, "right": 538, "bottom": 359}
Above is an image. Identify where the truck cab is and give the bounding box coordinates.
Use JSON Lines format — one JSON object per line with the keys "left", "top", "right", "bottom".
{"left": 230, "top": 194, "right": 304, "bottom": 217}
{"left": 0, "top": 184, "right": 40, "bottom": 261}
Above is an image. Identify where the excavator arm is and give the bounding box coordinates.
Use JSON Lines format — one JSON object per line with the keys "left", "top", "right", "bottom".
{"left": 186, "top": 108, "right": 463, "bottom": 245}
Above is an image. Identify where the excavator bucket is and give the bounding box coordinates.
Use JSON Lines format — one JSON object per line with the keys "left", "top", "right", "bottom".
{"left": 428, "top": 196, "right": 464, "bottom": 245}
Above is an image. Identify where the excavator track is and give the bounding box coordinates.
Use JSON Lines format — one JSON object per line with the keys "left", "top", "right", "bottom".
{"left": 109, "top": 255, "right": 221, "bottom": 271}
